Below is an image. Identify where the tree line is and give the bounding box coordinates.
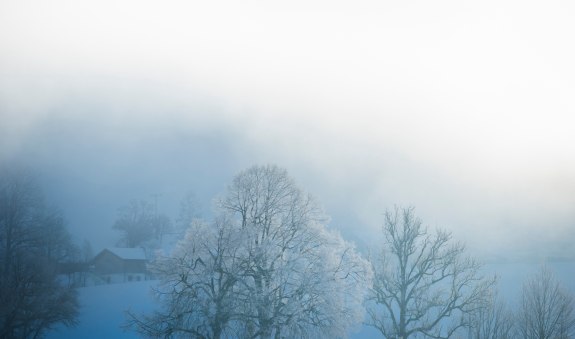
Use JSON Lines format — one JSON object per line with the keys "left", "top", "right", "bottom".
{"left": 125, "top": 165, "right": 574, "bottom": 339}
{"left": 0, "top": 169, "right": 79, "bottom": 338}
{"left": 1, "top": 164, "right": 574, "bottom": 338}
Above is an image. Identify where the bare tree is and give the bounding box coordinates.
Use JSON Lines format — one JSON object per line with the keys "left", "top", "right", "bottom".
{"left": 153, "top": 213, "right": 172, "bottom": 244}
{"left": 113, "top": 199, "right": 172, "bottom": 248}
{"left": 81, "top": 239, "right": 93, "bottom": 263}
{"left": 468, "top": 290, "right": 515, "bottom": 339}
{"left": 367, "top": 206, "right": 494, "bottom": 339}
{"left": 0, "top": 169, "right": 78, "bottom": 338}
{"left": 517, "top": 267, "right": 575, "bottom": 339}
{"left": 113, "top": 199, "right": 155, "bottom": 248}
{"left": 175, "top": 191, "right": 201, "bottom": 235}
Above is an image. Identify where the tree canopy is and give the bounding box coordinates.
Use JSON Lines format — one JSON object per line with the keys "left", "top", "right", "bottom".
{"left": 0, "top": 169, "right": 79, "bottom": 338}
{"left": 130, "top": 165, "right": 372, "bottom": 339}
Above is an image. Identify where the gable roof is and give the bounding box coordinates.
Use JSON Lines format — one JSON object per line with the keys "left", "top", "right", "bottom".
{"left": 98, "top": 248, "right": 147, "bottom": 260}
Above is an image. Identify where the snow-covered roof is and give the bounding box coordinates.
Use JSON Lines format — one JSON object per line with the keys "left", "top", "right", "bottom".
{"left": 105, "top": 248, "right": 147, "bottom": 260}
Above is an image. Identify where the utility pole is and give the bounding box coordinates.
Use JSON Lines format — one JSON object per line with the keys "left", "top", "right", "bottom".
{"left": 151, "top": 193, "right": 161, "bottom": 219}
{"left": 150, "top": 193, "right": 162, "bottom": 245}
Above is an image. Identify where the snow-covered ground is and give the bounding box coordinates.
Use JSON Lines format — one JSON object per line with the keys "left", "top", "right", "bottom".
{"left": 46, "top": 280, "right": 158, "bottom": 339}
{"left": 46, "top": 261, "right": 574, "bottom": 338}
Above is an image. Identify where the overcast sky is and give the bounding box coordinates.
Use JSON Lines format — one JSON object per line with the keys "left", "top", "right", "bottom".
{"left": 1, "top": 0, "right": 574, "bottom": 259}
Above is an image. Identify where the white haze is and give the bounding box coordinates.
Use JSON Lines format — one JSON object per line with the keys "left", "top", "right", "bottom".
{"left": 1, "top": 0, "right": 575, "bottom": 260}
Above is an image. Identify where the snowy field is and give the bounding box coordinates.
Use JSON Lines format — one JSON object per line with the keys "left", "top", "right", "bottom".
{"left": 46, "top": 261, "right": 574, "bottom": 339}
{"left": 46, "top": 280, "right": 158, "bottom": 339}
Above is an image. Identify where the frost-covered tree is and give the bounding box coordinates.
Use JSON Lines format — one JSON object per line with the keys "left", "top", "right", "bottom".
{"left": 130, "top": 165, "right": 371, "bottom": 339}
{"left": 128, "top": 216, "right": 243, "bottom": 339}
{"left": 0, "top": 169, "right": 78, "bottom": 338}
{"left": 367, "top": 206, "right": 494, "bottom": 339}
{"left": 219, "top": 165, "right": 371, "bottom": 338}
{"left": 517, "top": 267, "right": 575, "bottom": 339}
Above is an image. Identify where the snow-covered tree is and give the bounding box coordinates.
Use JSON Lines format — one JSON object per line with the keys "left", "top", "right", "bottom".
{"left": 367, "top": 206, "right": 494, "bottom": 339}
{"left": 129, "top": 216, "right": 243, "bottom": 339}
{"left": 219, "top": 164, "right": 371, "bottom": 338}
{"left": 130, "top": 165, "right": 371, "bottom": 338}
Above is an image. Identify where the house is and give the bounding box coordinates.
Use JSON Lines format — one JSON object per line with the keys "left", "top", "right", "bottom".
{"left": 91, "top": 248, "right": 149, "bottom": 284}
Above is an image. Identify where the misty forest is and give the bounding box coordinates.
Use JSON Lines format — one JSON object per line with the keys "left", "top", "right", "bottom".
{"left": 1, "top": 0, "right": 575, "bottom": 338}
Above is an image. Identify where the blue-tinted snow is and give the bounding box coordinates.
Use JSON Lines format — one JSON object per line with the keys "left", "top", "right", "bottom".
{"left": 46, "top": 280, "right": 157, "bottom": 339}
{"left": 46, "top": 261, "right": 574, "bottom": 339}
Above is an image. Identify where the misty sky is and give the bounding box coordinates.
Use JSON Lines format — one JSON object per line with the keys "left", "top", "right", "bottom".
{"left": 1, "top": 0, "right": 574, "bottom": 259}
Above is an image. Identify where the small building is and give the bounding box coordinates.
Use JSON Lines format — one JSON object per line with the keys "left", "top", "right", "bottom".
{"left": 91, "top": 248, "right": 149, "bottom": 284}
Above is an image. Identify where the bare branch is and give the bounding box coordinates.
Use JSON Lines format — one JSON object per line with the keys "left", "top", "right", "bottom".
{"left": 366, "top": 206, "right": 494, "bottom": 338}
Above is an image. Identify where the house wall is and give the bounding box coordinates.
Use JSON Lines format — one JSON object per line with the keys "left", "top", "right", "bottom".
{"left": 123, "top": 259, "right": 147, "bottom": 273}
{"left": 93, "top": 251, "right": 124, "bottom": 274}
{"left": 92, "top": 250, "right": 149, "bottom": 284}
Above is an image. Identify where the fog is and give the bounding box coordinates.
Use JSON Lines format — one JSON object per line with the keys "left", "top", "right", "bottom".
{"left": 2, "top": 0, "right": 574, "bottom": 265}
